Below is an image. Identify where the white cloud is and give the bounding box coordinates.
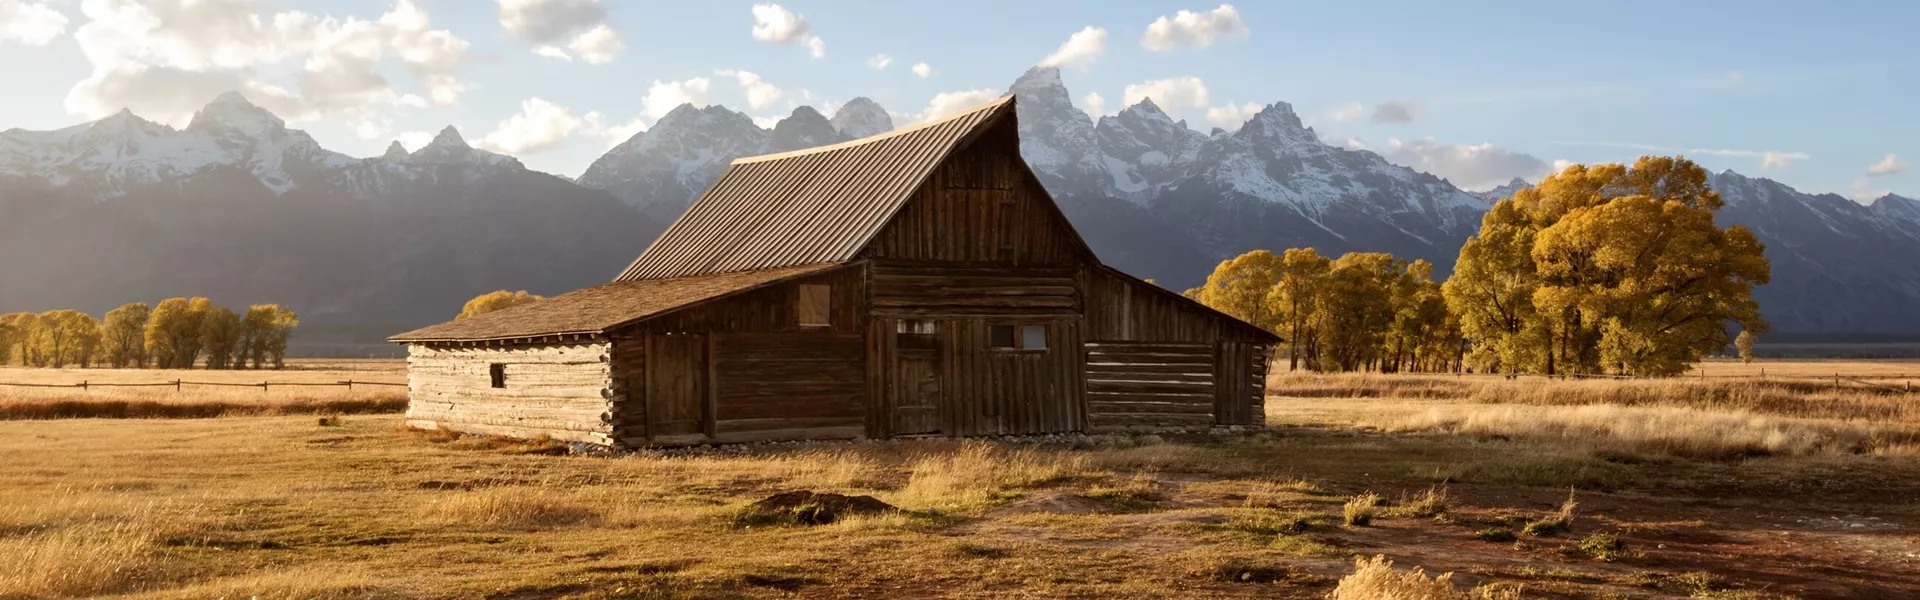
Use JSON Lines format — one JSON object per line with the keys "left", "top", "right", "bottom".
{"left": 1141, "top": 4, "right": 1248, "bottom": 52}
{"left": 1551, "top": 158, "right": 1575, "bottom": 172}
{"left": 1867, "top": 153, "right": 1910, "bottom": 177}
{"left": 1727, "top": 70, "right": 1743, "bottom": 84}
{"left": 907, "top": 88, "right": 1000, "bottom": 124}
{"left": 1851, "top": 178, "right": 1891, "bottom": 202}
{"left": 1083, "top": 92, "right": 1107, "bottom": 119}
{"left": 1371, "top": 100, "right": 1420, "bottom": 123}
{"left": 582, "top": 111, "right": 641, "bottom": 147}
{"left": 567, "top": 24, "right": 624, "bottom": 64}
{"left": 499, "top": 0, "right": 623, "bottom": 63}
{"left": 1759, "top": 151, "right": 1800, "bottom": 169}
{"left": 715, "top": 69, "right": 783, "bottom": 110}
{"left": 64, "top": 0, "right": 472, "bottom": 125}
{"left": 1331, "top": 102, "right": 1365, "bottom": 122}
{"left": 1122, "top": 76, "right": 1210, "bottom": 111}
{"left": 641, "top": 77, "right": 711, "bottom": 121}
{"left": 1363, "top": 136, "right": 1553, "bottom": 191}
{"left": 1206, "top": 102, "right": 1260, "bottom": 131}
{"left": 395, "top": 130, "right": 434, "bottom": 152}
{"left": 477, "top": 97, "right": 581, "bottom": 154}
{"left": 1344, "top": 138, "right": 1366, "bottom": 151}
{"left": 750, "top": 114, "right": 781, "bottom": 129}
{"left": 0, "top": 0, "right": 69, "bottom": 46}
{"left": 1552, "top": 141, "right": 1810, "bottom": 171}
{"left": 865, "top": 53, "right": 891, "bottom": 70}
{"left": 911, "top": 62, "right": 932, "bottom": 78}
{"left": 750, "top": 3, "right": 824, "bottom": 58}
{"left": 1038, "top": 26, "right": 1107, "bottom": 68}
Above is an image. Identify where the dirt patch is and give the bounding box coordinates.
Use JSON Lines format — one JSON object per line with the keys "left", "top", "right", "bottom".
{"left": 734, "top": 491, "right": 897, "bottom": 526}
{"left": 992, "top": 492, "right": 1122, "bottom": 516}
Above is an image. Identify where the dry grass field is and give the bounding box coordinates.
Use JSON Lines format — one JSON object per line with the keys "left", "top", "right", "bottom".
{"left": 0, "top": 359, "right": 406, "bottom": 419}
{"left": 0, "top": 359, "right": 1916, "bottom": 599}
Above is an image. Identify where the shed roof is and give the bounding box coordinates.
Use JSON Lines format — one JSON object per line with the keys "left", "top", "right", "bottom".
{"left": 615, "top": 96, "right": 1015, "bottom": 281}
{"left": 389, "top": 263, "right": 840, "bottom": 343}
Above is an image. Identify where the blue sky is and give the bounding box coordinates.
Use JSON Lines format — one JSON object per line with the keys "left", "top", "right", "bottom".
{"left": 1, "top": 0, "right": 1912, "bottom": 198}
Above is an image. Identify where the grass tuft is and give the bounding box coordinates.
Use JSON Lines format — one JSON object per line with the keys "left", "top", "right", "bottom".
{"left": 1329, "top": 554, "right": 1471, "bottom": 600}
{"left": 1343, "top": 492, "right": 1380, "bottom": 527}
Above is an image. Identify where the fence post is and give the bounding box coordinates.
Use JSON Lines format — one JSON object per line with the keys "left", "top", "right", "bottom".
{"left": 80, "top": 380, "right": 88, "bottom": 391}
{"left": 261, "top": 381, "right": 269, "bottom": 393}
{"left": 346, "top": 379, "right": 354, "bottom": 391}
{"left": 174, "top": 379, "right": 181, "bottom": 392}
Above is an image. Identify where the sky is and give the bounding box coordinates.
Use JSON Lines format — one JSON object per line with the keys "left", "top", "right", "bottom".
{"left": 0, "top": 0, "right": 1913, "bottom": 199}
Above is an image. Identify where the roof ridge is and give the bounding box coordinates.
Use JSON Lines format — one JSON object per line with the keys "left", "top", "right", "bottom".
{"left": 733, "top": 95, "right": 1012, "bottom": 165}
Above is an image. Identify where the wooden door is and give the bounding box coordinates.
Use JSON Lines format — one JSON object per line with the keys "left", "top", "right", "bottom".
{"left": 647, "top": 333, "right": 708, "bottom": 441}
{"left": 893, "top": 328, "right": 943, "bottom": 435}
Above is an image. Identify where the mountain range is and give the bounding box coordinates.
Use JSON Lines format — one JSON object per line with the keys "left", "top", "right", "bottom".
{"left": 2, "top": 68, "right": 1916, "bottom": 349}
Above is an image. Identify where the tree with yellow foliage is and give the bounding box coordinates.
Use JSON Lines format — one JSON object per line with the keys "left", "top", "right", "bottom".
{"left": 101, "top": 303, "right": 151, "bottom": 368}
{"left": 1184, "top": 251, "right": 1283, "bottom": 332}
{"left": 1448, "top": 157, "right": 1769, "bottom": 376}
{"left": 146, "top": 298, "right": 214, "bottom": 369}
{"left": 200, "top": 307, "right": 243, "bottom": 369}
{"left": 457, "top": 290, "right": 546, "bottom": 320}
{"left": 1268, "top": 248, "right": 1330, "bottom": 372}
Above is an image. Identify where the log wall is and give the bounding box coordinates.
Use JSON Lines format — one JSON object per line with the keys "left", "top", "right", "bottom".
{"left": 404, "top": 341, "right": 614, "bottom": 445}
{"left": 608, "top": 268, "right": 868, "bottom": 447}
{"left": 1082, "top": 268, "right": 1274, "bottom": 428}
{"left": 869, "top": 263, "right": 1080, "bottom": 318}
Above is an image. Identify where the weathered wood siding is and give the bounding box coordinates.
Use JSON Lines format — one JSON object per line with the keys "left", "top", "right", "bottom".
{"left": 609, "top": 267, "right": 868, "bottom": 447}
{"left": 869, "top": 264, "right": 1080, "bottom": 317}
{"left": 405, "top": 342, "right": 613, "bottom": 445}
{"left": 1085, "top": 341, "right": 1215, "bottom": 431}
{"left": 863, "top": 118, "right": 1085, "bottom": 267}
{"left": 866, "top": 316, "right": 1084, "bottom": 438}
{"left": 1083, "top": 268, "right": 1272, "bottom": 428}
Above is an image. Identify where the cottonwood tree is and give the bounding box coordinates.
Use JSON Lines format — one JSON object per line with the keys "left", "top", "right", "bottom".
{"left": 101, "top": 303, "right": 151, "bottom": 368}
{"left": 457, "top": 291, "right": 544, "bottom": 320}
{"left": 1185, "top": 250, "right": 1284, "bottom": 332}
{"left": 241, "top": 304, "right": 301, "bottom": 369}
{"left": 200, "top": 307, "right": 243, "bottom": 369}
{"left": 1268, "top": 248, "right": 1330, "bottom": 372}
{"left": 1448, "top": 157, "right": 1769, "bottom": 376}
{"left": 146, "top": 298, "right": 213, "bottom": 369}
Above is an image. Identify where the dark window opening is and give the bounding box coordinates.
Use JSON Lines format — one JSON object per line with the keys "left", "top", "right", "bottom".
{"left": 488, "top": 363, "right": 506, "bottom": 388}
{"left": 989, "top": 324, "right": 1016, "bottom": 348}
{"left": 989, "top": 324, "right": 1047, "bottom": 351}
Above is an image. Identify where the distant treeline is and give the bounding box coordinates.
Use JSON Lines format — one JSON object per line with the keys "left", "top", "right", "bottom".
{"left": 1187, "top": 157, "right": 1770, "bottom": 377}
{"left": 0, "top": 300, "right": 299, "bottom": 370}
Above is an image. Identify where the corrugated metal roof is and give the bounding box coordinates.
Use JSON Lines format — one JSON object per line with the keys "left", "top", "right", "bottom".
{"left": 389, "top": 263, "right": 841, "bottom": 342}
{"left": 615, "top": 96, "right": 1015, "bottom": 281}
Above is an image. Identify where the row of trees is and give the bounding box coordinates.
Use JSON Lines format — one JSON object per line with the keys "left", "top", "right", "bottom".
{"left": 0, "top": 300, "right": 299, "bottom": 370}
{"left": 1189, "top": 249, "right": 1463, "bottom": 374}
{"left": 1188, "top": 157, "right": 1770, "bottom": 377}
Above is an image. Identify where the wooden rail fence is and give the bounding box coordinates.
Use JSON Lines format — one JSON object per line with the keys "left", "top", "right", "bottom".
{"left": 0, "top": 379, "right": 407, "bottom": 391}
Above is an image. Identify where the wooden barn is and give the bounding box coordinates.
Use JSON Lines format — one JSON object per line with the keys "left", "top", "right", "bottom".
{"left": 390, "top": 97, "right": 1278, "bottom": 448}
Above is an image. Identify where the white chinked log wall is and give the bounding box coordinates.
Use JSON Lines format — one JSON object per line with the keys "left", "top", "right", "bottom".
{"left": 405, "top": 341, "right": 615, "bottom": 446}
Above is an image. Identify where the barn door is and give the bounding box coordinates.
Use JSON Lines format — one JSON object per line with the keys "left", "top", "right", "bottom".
{"left": 647, "top": 333, "right": 709, "bottom": 441}
{"left": 892, "top": 321, "right": 943, "bottom": 435}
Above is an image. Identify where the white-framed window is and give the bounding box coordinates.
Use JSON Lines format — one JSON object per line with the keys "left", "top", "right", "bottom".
{"left": 989, "top": 324, "right": 1047, "bottom": 351}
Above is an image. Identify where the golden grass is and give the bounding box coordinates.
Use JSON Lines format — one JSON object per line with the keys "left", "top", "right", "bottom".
{"left": 0, "top": 363, "right": 407, "bottom": 419}
{"left": 1270, "top": 372, "right": 1919, "bottom": 422}
{"left": 419, "top": 486, "right": 601, "bottom": 529}
{"left": 1343, "top": 492, "right": 1380, "bottom": 526}
{"left": 892, "top": 442, "right": 1091, "bottom": 510}
{"left": 1329, "top": 554, "right": 1470, "bottom": 600}
{"left": 1356, "top": 403, "right": 1920, "bottom": 458}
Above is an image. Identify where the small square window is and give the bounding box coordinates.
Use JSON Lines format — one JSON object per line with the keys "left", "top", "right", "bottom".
{"left": 989, "top": 325, "right": 1016, "bottom": 348}
{"left": 488, "top": 363, "right": 506, "bottom": 388}
{"left": 797, "top": 284, "right": 831, "bottom": 327}
{"left": 1021, "top": 325, "right": 1047, "bottom": 350}
{"left": 896, "top": 320, "right": 935, "bottom": 334}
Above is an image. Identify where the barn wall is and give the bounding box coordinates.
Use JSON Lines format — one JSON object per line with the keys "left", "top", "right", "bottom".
{"left": 869, "top": 263, "right": 1080, "bottom": 318}
{"left": 404, "top": 341, "right": 614, "bottom": 445}
{"left": 1083, "top": 268, "right": 1272, "bottom": 428}
{"left": 609, "top": 268, "right": 868, "bottom": 446}
{"left": 866, "top": 316, "right": 1084, "bottom": 438}
{"left": 863, "top": 119, "right": 1084, "bottom": 267}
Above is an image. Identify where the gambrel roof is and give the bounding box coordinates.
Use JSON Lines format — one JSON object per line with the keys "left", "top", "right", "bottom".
{"left": 615, "top": 97, "right": 1016, "bottom": 281}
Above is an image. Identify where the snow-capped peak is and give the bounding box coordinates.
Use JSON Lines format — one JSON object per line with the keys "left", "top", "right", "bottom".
{"left": 426, "top": 126, "right": 468, "bottom": 149}
{"left": 187, "top": 91, "right": 285, "bottom": 137}
{"left": 831, "top": 97, "right": 892, "bottom": 140}
{"left": 1234, "top": 102, "right": 1318, "bottom": 145}
{"left": 383, "top": 141, "right": 409, "bottom": 160}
